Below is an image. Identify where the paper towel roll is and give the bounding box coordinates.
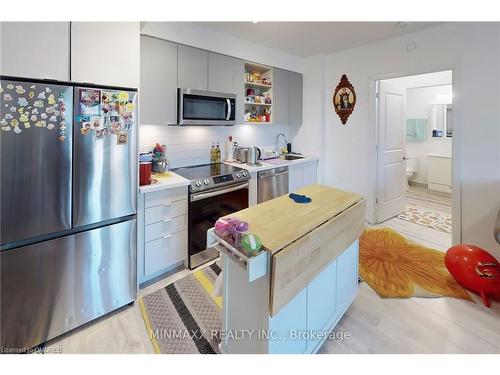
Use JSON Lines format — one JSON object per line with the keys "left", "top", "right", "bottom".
{"left": 225, "top": 141, "right": 235, "bottom": 161}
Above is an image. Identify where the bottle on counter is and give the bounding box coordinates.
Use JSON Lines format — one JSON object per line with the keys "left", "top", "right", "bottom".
{"left": 215, "top": 142, "right": 221, "bottom": 163}
{"left": 210, "top": 143, "right": 216, "bottom": 163}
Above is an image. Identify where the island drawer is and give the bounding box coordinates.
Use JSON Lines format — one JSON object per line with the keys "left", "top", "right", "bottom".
{"left": 145, "top": 186, "right": 187, "bottom": 208}
{"left": 144, "top": 230, "right": 187, "bottom": 275}
{"left": 145, "top": 199, "right": 187, "bottom": 225}
{"left": 145, "top": 214, "right": 188, "bottom": 242}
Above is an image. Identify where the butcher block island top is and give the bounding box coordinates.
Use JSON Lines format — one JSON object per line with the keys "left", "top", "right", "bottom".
{"left": 226, "top": 184, "right": 364, "bottom": 255}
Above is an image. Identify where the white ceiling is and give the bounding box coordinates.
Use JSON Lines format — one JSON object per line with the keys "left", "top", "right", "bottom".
{"left": 196, "top": 22, "right": 441, "bottom": 57}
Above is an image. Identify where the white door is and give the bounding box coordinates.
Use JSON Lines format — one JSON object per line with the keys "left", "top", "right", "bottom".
{"left": 376, "top": 79, "right": 406, "bottom": 222}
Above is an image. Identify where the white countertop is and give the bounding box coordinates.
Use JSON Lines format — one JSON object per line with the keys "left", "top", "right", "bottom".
{"left": 138, "top": 155, "right": 319, "bottom": 193}
{"left": 139, "top": 172, "right": 190, "bottom": 194}
{"left": 223, "top": 155, "right": 319, "bottom": 173}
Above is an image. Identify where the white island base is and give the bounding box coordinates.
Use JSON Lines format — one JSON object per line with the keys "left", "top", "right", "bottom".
{"left": 219, "top": 240, "right": 359, "bottom": 354}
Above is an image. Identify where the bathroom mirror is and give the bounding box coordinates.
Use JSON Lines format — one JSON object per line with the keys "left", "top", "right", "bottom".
{"left": 431, "top": 104, "right": 452, "bottom": 138}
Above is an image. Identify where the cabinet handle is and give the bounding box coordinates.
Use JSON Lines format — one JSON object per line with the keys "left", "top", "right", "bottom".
{"left": 163, "top": 235, "right": 172, "bottom": 240}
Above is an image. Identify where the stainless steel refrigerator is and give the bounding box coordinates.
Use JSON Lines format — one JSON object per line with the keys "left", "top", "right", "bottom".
{"left": 0, "top": 77, "right": 138, "bottom": 351}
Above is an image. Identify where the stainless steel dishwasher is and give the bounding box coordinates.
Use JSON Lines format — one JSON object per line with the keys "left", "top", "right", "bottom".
{"left": 257, "top": 166, "right": 289, "bottom": 203}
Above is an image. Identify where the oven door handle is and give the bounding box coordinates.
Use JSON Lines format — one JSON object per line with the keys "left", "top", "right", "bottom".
{"left": 190, "top": 182, "right": 249, "bottom": 202}
{"left": 226, "top": 98, "right": 232, "bottom": 120}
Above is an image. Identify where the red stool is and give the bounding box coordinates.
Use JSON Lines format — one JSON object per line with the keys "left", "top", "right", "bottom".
{"left": 445, "top": 244, "right": 500, "bottom": 307}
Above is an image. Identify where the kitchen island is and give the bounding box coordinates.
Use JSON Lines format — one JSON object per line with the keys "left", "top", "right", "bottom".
{"left": 208, "top": 184, "right": 366, "bottom": 354}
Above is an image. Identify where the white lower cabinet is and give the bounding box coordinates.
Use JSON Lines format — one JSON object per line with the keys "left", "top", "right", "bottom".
{"left": 289, "top": 160, "right": 318, "bottom": 192}
{"left": 138, "top": 186, "right": 189, "bottom": 285}
{"left": 145, "top": 230, "right": 187, "bottom": 275}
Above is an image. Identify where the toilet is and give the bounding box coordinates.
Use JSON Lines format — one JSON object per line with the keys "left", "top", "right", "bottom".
{"left": 405, "top": 157, "right": 418, "bottom": 188}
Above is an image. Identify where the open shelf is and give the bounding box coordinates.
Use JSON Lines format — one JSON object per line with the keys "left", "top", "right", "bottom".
{"left": 244, "top": 102, "right": 272, "bottom": 106}
{"left": 244, "top": 121, "right": 272, "bottom": 125}
{"left": 244, "top": 81, "right": 272, "bottom": 89}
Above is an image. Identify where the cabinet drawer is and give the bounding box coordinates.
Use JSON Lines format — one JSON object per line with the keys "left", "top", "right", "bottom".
{"left": 145, "top": 187, "right": 187, "bottom": 208}
{"left": 145, "top": 214, "right": 188, "bottom": 242}
{"left": 145, "top": 199, "right": 187, "bottom": 225}
{"left": 145, "top": 230, "right": 187, "bottom": 275}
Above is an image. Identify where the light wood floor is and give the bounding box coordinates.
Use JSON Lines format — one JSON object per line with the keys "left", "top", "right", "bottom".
{"left": 46, "top": 187, "right": 500, "bottom": 354}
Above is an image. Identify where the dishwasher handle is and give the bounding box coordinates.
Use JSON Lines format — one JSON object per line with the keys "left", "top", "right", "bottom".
{"left": 258, "top": 167, "right": 289, "bottom": 179}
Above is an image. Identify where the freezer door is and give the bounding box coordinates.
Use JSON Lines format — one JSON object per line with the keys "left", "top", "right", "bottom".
{"left": 73, "top": 87, "right": 137, "bottom": 227}
{"left": 0, "top": 219, "right": 137, "bottom": 351}
{"left": 0, "top": 79, "right": 72, "bottom": 245}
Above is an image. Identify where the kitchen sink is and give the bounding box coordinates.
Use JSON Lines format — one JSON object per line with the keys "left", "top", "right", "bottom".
{"left": 281, "top": 154, "right": 304, "bottom": 160}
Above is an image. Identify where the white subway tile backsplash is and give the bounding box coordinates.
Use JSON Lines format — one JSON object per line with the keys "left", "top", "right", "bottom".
{"left": 139, "top": 123, "right": 291, "bottom": 168}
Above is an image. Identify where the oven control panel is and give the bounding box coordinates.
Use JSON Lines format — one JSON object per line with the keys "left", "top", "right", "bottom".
{"left": 190, "top": 170, "right": 250, "bottom": 193}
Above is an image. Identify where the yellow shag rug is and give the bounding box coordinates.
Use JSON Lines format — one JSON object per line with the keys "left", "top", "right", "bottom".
{"left": 359, "top": 228, "right": 473, "bottom": 301}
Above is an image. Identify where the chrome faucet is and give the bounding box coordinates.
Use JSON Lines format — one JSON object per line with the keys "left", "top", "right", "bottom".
{"left": 276, "top": 133, "right": 288, "bottom": 155}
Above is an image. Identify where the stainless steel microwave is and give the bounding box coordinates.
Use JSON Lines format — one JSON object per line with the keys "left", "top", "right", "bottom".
{"left": 177, "top": 88, "right": 236, "bottom": 126}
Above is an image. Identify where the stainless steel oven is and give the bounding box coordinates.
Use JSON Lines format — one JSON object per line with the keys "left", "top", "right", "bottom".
{"left": 189, "top": 182, "right": 248, "bottom": 268}
{"left": 177, "top": 88, "right": 236, "bottom": 126}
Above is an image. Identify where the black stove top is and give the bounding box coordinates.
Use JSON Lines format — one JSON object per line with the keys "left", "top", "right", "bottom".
{"left": 172, "top": 163, "right": 250, "bottom": 192}
{"left": 172, "top": 163, "right": 242, "bottom": 180}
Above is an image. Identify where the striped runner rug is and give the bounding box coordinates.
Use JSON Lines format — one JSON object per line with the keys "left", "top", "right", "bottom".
{"left": 139, "top": 263, "right": 222, "bottom": 354}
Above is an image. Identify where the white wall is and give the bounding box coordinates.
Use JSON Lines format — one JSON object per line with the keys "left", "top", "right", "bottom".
{"left": 139, "top": 22, "right": 303, "bottom": 167}
{"left": 296, "top": 22, "right": 500, "bottom": 257}
{"left": 406, "top": 84, "right": 452, "bottom": 184}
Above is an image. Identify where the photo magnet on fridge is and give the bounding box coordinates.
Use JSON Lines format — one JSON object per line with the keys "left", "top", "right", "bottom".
{"left": 117, "top": 132, "right": 128, "bottom": 145}
{"left": 79, "top": 88, "right": 101, "bottom": 115}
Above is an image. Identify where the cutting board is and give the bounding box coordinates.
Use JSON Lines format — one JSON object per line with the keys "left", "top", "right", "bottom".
{"left": 229, "top": 184, "right": 364, "bottom": 255}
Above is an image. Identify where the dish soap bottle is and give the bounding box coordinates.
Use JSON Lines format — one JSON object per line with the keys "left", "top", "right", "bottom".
{"left": 215, "top": 142, "right": 221, "bottom": 163}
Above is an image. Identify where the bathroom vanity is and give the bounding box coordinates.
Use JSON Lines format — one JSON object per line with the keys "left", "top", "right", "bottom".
{"left": 208, "top": 185, "right": 366, "bottom": 354}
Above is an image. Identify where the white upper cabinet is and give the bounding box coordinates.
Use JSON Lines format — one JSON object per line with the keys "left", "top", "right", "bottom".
{"left": 1, "top": 22, "right": 70, "bottom": 81}
{"left": 71, "top": 22, "right": 140, "bottom": 88}
{"left": 140, "top": 36, "right": 178, "bottom": 125}
{"left": 177, "top": 45, "right": 208, "bottom": 90}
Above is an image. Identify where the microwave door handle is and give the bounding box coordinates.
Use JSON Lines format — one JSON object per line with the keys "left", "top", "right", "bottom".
{"left": 226, "top": 98, "right": 231, "bottom": 120}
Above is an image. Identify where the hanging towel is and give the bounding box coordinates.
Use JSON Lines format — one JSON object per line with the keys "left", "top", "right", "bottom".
{"left": 406, "top": 119, "right": 427, "bottom": 142}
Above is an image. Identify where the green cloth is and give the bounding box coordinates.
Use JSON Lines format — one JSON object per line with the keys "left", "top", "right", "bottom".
{"left": 406, "top": 119, "right": 427, "bottom": 142}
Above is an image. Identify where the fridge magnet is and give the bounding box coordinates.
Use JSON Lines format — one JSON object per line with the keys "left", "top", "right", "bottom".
{"left": 45, "top": 123, "right": 54, "bottom": 130}
{"left": 37, "top": 92, "right": 46, "bottom": 100}
{"left": 45, "top": 87, "right": 52, "bottom": 93}
{"left": 79, "top": 88, "right": 101, "bottom": 115}
{"left": 0, "top": 119, "right": 7, "bottom": 126}
{"left": 32, "top": 108, "right": 39, "bottom": 114}
{"left": 49, "top": 115, "right": 57, "bottom": 122}
{"left": 125, "top": 102, "right": 135, "bottom": 112}
{"left": 13, "top": 126, "right": 22, "bottom": 134}
{"left": 10, "top": 106, "right": 16, "bottom": 112}
{"left": 117, "top": 132, "right": 128, "bottom": 145}
{"left": 30, "top": 85, "right": 36, "bottom": 89}
{"left": 5, "top": 113, "right": 13, "bottom": 120}
{"left": 30, "top": 115, "right": 37, "bottom": 122}
{"left": 6, "top": 84, "right": 14, "bottom": 90}
{"left": 19, "top": 114, "right": 29, "bottom": 123}
{"left": 15, "top": 85, "right": 26, "bottom": 94}
{"left": 58, "top": 92, "right": 64, "bottom": 99}
{"left": 118, "top": 91, "right": 129, "bottom": 102}
{"left": 0, "top": 85, "right": 3, "bottom": 93}
{"left": 80, "top": 126, "right": 90, "bottom": 135}
{"left": 1, "top": 125, "right": 11, "bottom": 132}
{"left": 18, "top": 107, "right": 24, "bottom": 114}
{"left": 77, "top": 114, "right": 90, "bottom": 123}
{"left": 35, "top": 120, "right": 46, "bottom": 128}
{"left": 3, "top": 93, "right": 12, "bottom": 101}
{"left": 34, "top": 100, "right": 44, "bottom": 108}
{"left": 95, "top": 129, "right": 105, "bottom": 139}
{"left": 91, "top": 116, "right": 102, "bottom": 130}
{"left": 29, "top": 91, "right": 35, "bottom": 99}
{"left": 333, "top": 74, "right": 356, "bottom": 125}
{"left": 47, "top": 94, "right": 56, "bottom": 105}
{"left": 110, "top": 122, "right": 121, "bottom": 134}
{"left": 17, "top": 97, "right": 28, "bottom": 107}
{"left": 58, "top": 135, "right": 65, "bottom": 142}
{"left": 10, "top": 119, "right": 19, "bottom": 127}
{"left": 24, "top": 122, "right": 31, "bottom": 129}
{"left": 41, "top": 113, "right": 48, "bottom": 120}
{"left": 45, "top": 106, "right": 55, "bottom": 114}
